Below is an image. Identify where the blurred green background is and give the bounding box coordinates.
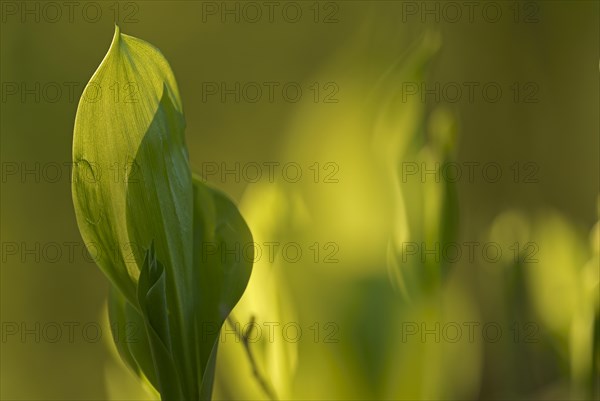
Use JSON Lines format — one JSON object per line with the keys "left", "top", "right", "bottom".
{"left": 1, "top": 1, "right": 598, "bottom": 400}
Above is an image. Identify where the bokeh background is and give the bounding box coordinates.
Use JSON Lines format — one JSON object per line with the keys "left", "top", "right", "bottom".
{"left": 1, "top": 1, "right": 598, "bottom": 400}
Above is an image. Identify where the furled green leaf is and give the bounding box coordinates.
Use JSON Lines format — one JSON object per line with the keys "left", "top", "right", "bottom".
{"left": 107, "top": 285, "right": 158, "bottom": 388}
{"left": 73, "top": 26, "right": 254, "bottom": 401}
{"left": 136, "top": 245, "right": 185, "bottom": 400}
{"left": 72, "top": 25, "right": 189, "bottom": 307}
{"left": 123, "top": 84, "right": 196, "bottom": 399}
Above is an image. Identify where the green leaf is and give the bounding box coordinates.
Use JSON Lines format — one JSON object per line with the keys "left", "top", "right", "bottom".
{"left": 123, "top": 82, "right": 196, "bottom": 399}
{"left": 137, "top": 245, "right": 185, "bottom": 400}
{"left": 192, "top": 175, "right": 254, "bottom": 394}
{"left": 72, "top": 25, "right": 189, "bottom": 307}
{"left": 73, "top": 26, "right": 254, "bottom": 400}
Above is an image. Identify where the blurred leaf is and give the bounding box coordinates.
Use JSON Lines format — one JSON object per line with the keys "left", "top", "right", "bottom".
{"left": 215, "top": 183, "right": 299, "bottom": 400}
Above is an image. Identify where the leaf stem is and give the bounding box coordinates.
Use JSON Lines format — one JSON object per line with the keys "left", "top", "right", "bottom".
{"left": 227, "top": 314, "right": 279, "bottom": 401}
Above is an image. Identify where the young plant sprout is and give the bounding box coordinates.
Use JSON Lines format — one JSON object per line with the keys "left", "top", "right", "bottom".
{"left": 72, "top": 26, "right": 253, "bottom": 400}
